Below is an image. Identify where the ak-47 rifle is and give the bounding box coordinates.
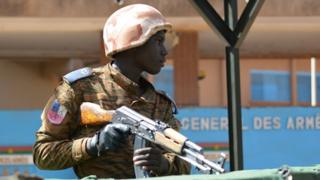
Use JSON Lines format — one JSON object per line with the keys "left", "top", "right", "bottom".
{"left": 80, "top": 102, "right": 226, "bottom": 178}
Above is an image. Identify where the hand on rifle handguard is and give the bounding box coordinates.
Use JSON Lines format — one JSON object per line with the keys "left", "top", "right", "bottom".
{"left": 133, "top": 146, "right": 169, "bottom": 176}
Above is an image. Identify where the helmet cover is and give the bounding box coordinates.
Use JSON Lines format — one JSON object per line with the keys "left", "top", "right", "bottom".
{"left": 103, "top": 4, "right": 173, "bottom": 57}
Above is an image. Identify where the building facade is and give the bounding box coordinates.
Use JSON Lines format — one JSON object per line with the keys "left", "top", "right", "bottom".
{"left": 0, "top": 0, "right": 320, "bottom": 108}
{"left": 0, "top": 0, "right": 320, "bottom": 177}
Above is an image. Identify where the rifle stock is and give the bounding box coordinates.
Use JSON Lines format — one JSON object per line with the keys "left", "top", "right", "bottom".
{"left": 80, "top": 102, "right": 113, "bottom": 125}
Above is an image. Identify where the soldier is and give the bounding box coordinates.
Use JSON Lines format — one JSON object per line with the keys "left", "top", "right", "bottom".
{"left": 32, "top": 4, "right": 190, "bottom": 179}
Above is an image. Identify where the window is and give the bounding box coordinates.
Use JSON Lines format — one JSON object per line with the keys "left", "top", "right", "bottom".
{"left": 296, "top": 72, "right": 320, "bottom": 103}
{"left": 251, "top": 70, "right": 291, "bottom": 103}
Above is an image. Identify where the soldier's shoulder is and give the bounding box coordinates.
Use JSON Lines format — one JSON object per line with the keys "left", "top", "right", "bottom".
{"left": 156, "top": 90, "right": 175, "bottom": 104}
{"left": 63, "top": 66, "right": 106, "bottom": 83}
{"left": 54, "top": 67, "right": 105, "bottom": 106}
{"left": 156, "top": 90, "right": 178, "bottom": 114}
{"left": 62, "top": 67, "right": 94, "bottom": 84}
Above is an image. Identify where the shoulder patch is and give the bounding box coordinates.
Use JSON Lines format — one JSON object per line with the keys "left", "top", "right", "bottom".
{"left": 47, "top": 99, "right": 67, "bottom": 125}
{"left": 156, "top": 90, "right": 178, "bottom": 114}
{"left": 63, "top": 67, "right": 93, "bottom": 84}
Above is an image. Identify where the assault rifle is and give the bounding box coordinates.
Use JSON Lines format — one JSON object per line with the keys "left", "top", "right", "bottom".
{"left": 80, "top": 102, "right": 226, "bottom": 178}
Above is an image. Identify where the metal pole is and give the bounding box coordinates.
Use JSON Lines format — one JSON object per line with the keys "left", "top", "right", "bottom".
{"left": 224, "top": 0, "right": 244, "bottom": 171}
{"left": 188, "top": 0, "right": 236, "bottom": 45}
{"left": 189, "top": 0, "right": 264, "bottom": 171}
{"left": 234, "top": 0, "right": 265, "bottom": 47}
{"left": 311, "top": 57, "right": 317, "bottom": 107}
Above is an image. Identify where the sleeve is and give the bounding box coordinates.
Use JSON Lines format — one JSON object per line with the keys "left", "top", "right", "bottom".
{"left": 33, "top": 82, "right": 91, "bottom": 170}
{"left": 161, "top": 102, "right": 191, "bottom": 176}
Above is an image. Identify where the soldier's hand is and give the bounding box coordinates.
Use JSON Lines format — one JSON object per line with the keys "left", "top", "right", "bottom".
{"left": 133, "top": 147, "right": 169, "bottom": 176}
{"left": 86, "top": 123, "right": 130, "bottom": 156}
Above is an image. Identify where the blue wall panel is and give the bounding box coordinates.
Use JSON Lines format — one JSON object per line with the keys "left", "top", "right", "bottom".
{"left": 1, "top": 107, "right": 320, "bottom": 177}
{"left": 0, "top": 110, "right": 76, "bottom": 178}
{"left": 177, "top": 107, "right": 320, "bottom": 172}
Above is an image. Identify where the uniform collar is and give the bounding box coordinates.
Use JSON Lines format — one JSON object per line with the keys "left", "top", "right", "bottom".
{"left": 106, "top": 63, "right": 156, "bottom": 102}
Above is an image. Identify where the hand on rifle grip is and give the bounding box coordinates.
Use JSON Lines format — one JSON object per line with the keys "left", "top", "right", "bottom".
{"left": 86, "top": 123, "right": 130, "bottom": 156}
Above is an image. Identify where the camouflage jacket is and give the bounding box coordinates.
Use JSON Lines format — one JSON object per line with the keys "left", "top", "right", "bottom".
{"left": 33, "top": 63, "right": 190, "bottom": 178}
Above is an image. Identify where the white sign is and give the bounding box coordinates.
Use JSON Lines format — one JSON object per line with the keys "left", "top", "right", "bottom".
{"left": 0, "top": 155, "right": 33, "bottom": 165}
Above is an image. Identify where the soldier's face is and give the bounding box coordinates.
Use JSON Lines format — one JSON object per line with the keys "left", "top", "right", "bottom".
{"left": 134, "top": 30, "right": 168, "bottom": 75}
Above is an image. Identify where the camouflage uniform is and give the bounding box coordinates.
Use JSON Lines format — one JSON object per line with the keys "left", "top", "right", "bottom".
{"left": 33, "top": 63, "right": 191, "bottom": 178}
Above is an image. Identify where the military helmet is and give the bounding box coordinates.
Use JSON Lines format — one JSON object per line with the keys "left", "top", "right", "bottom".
{"left": 103, "top": 4, "right": 173, "bottom": 57}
